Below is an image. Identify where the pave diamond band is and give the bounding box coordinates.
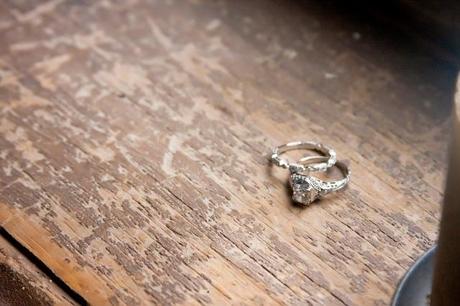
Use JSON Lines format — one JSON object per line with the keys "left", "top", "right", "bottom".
{"left": 270, "top": 141, "right": 336, "bottom": 173}
{"left": 270, "top": 141, "right": 350, "bottom": 206}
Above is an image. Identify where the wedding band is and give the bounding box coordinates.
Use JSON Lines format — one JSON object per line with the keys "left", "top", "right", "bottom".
{"left": 271, "top": 141, "right": 336, "bottom": 173}
{"left": 290, "top": 160, "right": 350, "bottom": 205}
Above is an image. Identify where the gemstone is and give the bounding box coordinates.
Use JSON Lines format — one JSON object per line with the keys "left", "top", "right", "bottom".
{"left": 290, "top": 174, "right": 318, "bottom": 205}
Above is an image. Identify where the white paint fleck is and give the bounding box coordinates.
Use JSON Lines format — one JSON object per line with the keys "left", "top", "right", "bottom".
{"left": 90, "top": 146, "right": 115, "bottom": 163}
{"left": 127, "top": 133, "right": 140, "bottom": 143}
{"left": 227, "top": 88, "right": 243, "bottom": 101}
{"left": 73, "top": 148, "right": 89, "bottom": 163}
{"left": 352, "top": 32, "right": 361, "bottom": 40}
{"left": 76, "top": 84, "right": 96, "bottom": 98}
{"left": 206, "top": 19, "right": 221, "bottom": 31}
{"left": 10, "top": 41, "right": 39, "bottom": 52}
{"left": 148, "top": 19, "right": 172, "bottom": 49}
{"left": 62, "top": 165, "right": 72, "bottom": 173}
{"left": 33, "top": 54, "right": 71, "bottom": 73}
{"left": 283, "top": 49, "right": 297, "bottom": 60}
{"left": 101, "top": 173, "right": 115, "bottom": 182}
{"left": 74, "top": 30, "right": 114, "bottom": 49}
{"left": 162, "top": 135, "right": 185, "bottom": 175}
{"left": 17, "top": 177, "right": 41, "bottom": 190}
{"left": 33, "top": 109, "right": 55, "bottom": 122}
{"left": 20, "top": 143, "right": 45, "bottom": 162}
{"left": 3, "top": 164, "right": 13, "bottom": 176}
{"left": 96, "top": 63, "right": 151, "bottom": 96}
{"left": 0, "top": 150, "right": 7, "bottom": 159}
{"left": 118, "top": 165, "right": 128, "bottom": 175}
{"left": 2, "top": 121, "right": 45, "bottom": 163}
{"left": 12, "top": 0, "right": 64, "bottom": 23}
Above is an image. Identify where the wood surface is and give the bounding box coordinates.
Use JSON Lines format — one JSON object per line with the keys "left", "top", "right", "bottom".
{"left": 0, "top": 0, "right": 456, "bottom": 305}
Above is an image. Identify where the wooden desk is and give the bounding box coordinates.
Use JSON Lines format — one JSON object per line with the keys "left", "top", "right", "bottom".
{"left": 0, "top": 1, "right": 456, "bottom": 305}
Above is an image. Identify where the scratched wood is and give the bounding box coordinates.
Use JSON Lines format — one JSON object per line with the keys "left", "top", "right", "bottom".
{"left": 0, "top": 0, "right": 456, "bottom": 305}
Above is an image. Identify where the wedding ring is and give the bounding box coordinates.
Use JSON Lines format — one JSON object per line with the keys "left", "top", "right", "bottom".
{"left": 271, "top": 141, "right": 336, "bottom": 173}
{"left": 290, "top": 159, "right": 350, "bottom": 205}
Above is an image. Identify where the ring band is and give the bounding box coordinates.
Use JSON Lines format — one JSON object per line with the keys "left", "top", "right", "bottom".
{"left": 271, "top": 141, "right": 336, "bottom": 173}
{"left": 290, "top": 160, "right": 350, "bottom": 205}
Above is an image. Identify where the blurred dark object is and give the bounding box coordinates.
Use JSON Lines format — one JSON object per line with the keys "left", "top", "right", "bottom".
{"left": 392, "top": 80, "right": 460, "bottom": 306}
{"left": 393, "top": 78, "right": 460, "bottom": 306}
{"left": 392, "top": 247, "right": 436, "bottom": 306}
{"left": 431, "top": 80, "right": 460, "bottom": 306}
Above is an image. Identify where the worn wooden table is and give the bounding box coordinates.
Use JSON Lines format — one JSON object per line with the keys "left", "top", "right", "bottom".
{"left": 0, "top": 1, "right": 457, "bottom": 305}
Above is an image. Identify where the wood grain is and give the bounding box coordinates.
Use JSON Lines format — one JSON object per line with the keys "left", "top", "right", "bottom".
{"left": 0, "top": 0, "right": 456, "bottom": 305}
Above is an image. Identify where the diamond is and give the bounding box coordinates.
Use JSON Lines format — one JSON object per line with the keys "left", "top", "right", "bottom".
{"left": 289, "top": 174, "right": 319, "bottom": 205}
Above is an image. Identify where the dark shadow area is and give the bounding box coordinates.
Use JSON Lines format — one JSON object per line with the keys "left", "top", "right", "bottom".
{"left": 221, "top": 0, "right": 458, "bottom": 123}
{"left": 296, "top": 0, "right": 460, "bottom": 114}
{"left": 0, "top": 228, "right": 87, "bottom": 306}
{"left": 311, "top": 0, "right": 460, "bottom": 67}
{"left": 0, "top": 262, "right": 52, "bottom": 306}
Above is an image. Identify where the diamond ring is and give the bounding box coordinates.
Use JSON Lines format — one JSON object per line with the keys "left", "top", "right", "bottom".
{"left": 290, "top": 159, "right": 350, "bottom": 205}
{"left": 270, "top": 141, "right": 350, "bottom": 206}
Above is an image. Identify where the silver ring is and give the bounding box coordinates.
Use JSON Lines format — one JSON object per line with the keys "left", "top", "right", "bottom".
{"left": 289, "top": 160, "right": 350, "bottom": 205}
{"left": 271, "top": 141, "right": 336, "bottom": 173}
